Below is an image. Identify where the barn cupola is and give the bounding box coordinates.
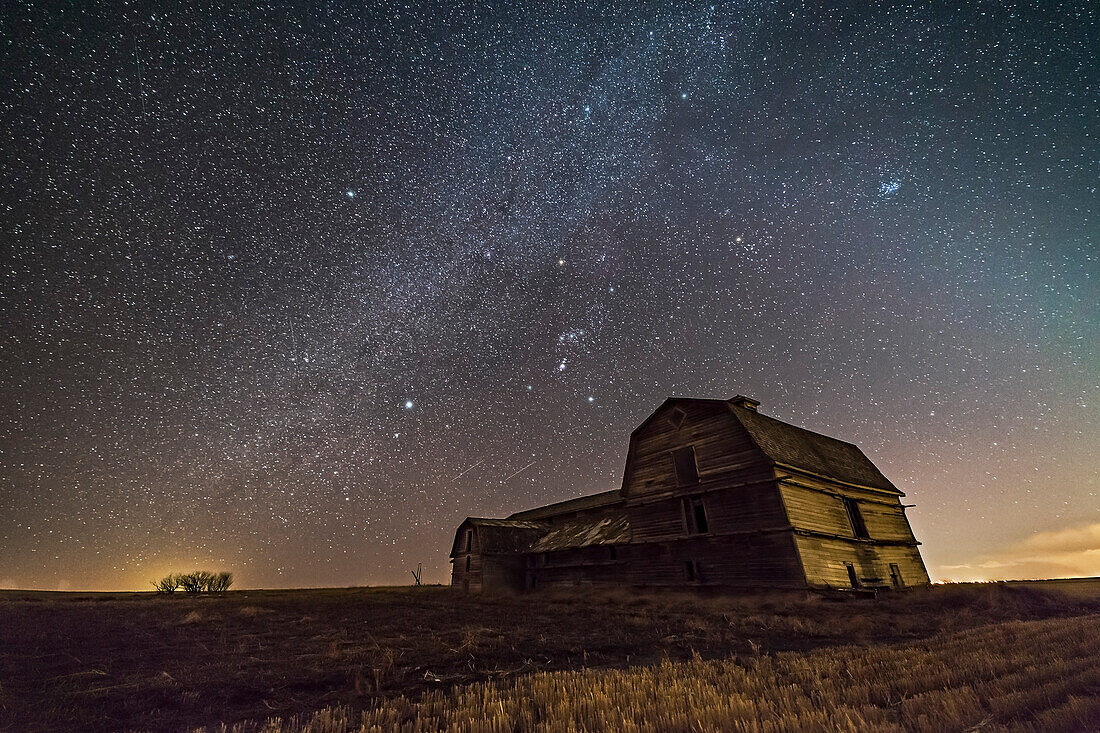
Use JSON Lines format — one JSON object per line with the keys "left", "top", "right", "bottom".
{"left": 729, "top": 395, "right": 760, "bottom": 411}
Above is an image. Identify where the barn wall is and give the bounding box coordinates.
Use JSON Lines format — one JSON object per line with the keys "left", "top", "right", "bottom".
{"left": 795, "top": 535, "right": 930, "bottom": 589}
{"left": 527, "top": 546, "right": 623, "bottom": 590}
{"left": 780, "top": 484, "right": 854, "bottom": 536}
{"left": 624, "top": 534, "right": 805, "bottom": 588}
{"left": 480, "top": 555, "right": 527, "bottom": 593}
{"left": 623, "top": 401, "right": 772, "bottom": 500}
{"left": 859, "top": 502, "right": 919, "bottom": 543}
{"left": 450, "top": 551, "right": 483, "bottom": 593}
{"left": 452, "top": 553, "right": 528, "bottom": 593}
{"left": 628, "top": 482, "right": 789, "bottom": 543}
{"left": 527, "top": 535, "right": 805, "bottom": 589}
{"left": 450, "top": 523, "right": 481, "bottom": 557}
{"left": 610, "top": 400, "right": 805, "bottom": 588}
{"left": 780, "top": 479, "right": 917, "bottom": 543}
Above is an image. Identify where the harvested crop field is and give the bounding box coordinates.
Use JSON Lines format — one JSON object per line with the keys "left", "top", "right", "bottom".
{"left": 226, "top": 615, "right": 1100, "bottom": 732}
{"left": 1, "top": 581, "right": 1098, "bottom": 732}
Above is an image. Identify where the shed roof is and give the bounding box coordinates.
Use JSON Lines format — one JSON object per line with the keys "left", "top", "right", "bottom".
{"left": 727, "top": 402, "right": 899, "bottom": 493}
{"left": 530, "top": 515, "right": 632, "bottom": 552}
{"left": 465, "top": 518, "right": 545, "bottom": 529}
{"left": 508, "top": 488, "right": 622, "bottom": 521}
{"left": 453, "top": 517, "right": 547, "bottom": 556}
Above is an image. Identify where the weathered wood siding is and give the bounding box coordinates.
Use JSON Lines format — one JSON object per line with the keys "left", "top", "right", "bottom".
{"left": 795, "top": 535, "right": 930, "bottom": 589}
{"left": 527, "top": 536, "right": 803, "bottom": 590}
{"left": 780, "top": 481, "right": 915, "bottom": 541}
{"left": 628, "top": 484, "right": 789, "bottom": 542}
{"left": 623, "top": 534, "right": 804, "bottom": 588}
{"left": 480, "top": 555, "right": 527, "bottom": 592}
{"left": 615, "top": 400, "right": 804, "bottom": 588}
{"left": 780, "top": 483, "right": 854, "bottom": 536}
{"left": 527, "top": 546, "right": 622, "bottom": 589}
{"left": 623, "top": 401, "right": 772, "bottom": 500}
{"left": 860, "top": 502, "right": 918, "bottom": 543}
{"left": 451, "top": 552, "right": 528, "bottom": 593}
{"left": 450, "top": 525, "right": 480, "bottom": 557}
{"left": 450, "top": 550, "right": 483, "bottom": 593}
{"left": 781, "top": 471, "right": 928, "bottom": 588}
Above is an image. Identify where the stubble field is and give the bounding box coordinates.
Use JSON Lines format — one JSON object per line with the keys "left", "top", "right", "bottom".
{"left": 1, "top": 581, "right": 1097, "bottom": 732}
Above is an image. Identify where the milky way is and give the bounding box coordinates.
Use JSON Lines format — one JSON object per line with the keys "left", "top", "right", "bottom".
{"left": 2, "top": 2, "right": 1097, "bottom": 589}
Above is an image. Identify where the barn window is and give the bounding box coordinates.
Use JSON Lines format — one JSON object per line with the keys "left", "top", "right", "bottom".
{"left": 843, "top": 498, "right": 869, "bottom": 539}
{"left": 609, "top": 546, "right": 617, "bottom": 561}
{"left": 682, "top": 495, "right": 709, "bottom": 534}
{"left": 684, "top": 560, "right": 698, "bottom": 582}
{"left": 672, "top": 446, "right": 699, "bottom": 485}
{"left": 845, "top": 562, "right": 860, "bottom": 588}
{"left": 889, "top": 563, "right": 905, "bottom": 589}
{"left": 463, "top": 529, "right": 473, "bottom": 552}
{"left": 668, "top": 407, "right": 686, "bottom": 428}
{"left": 465, "top": 556, "right": 471, "bottom": 572}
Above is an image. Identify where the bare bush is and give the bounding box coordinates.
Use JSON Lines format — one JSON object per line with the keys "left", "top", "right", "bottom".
{"left": 208, "top": 572, "right": 233, "bottom": 592}
{"left": 177, "top": 572, "right": 204, "bottom": 593}
{"left": 172, "top": 570, "right": 231, "bottom": 593}
{"left": 152, "top": 573, "right": 180, "bottom": 594}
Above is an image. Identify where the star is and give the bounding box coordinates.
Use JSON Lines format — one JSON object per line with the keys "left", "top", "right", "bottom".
{"left": 5, "top": 0, "right": 1094, "bottom": 595}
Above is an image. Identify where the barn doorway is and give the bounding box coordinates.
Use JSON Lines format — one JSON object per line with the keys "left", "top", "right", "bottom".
{"left": 845, "top": 562, "right": 860, "bottom": 588}
{"left": 889, "top": 563, "right": 904, "bottom": 589}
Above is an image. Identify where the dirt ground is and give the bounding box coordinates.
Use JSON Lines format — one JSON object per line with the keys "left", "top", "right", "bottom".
{"left": 2, "top": 580, "right": 1098, "bottom": 732}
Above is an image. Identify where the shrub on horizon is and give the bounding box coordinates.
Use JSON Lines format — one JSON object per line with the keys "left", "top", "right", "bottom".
{"left": 152, "top": 573, "right": 180, "bottom": 594}
{"left": 209, "top": 571, "right": 233, "bottom": 592}
{"left": 163, "top": 570, "right": 233, "bottom": 594}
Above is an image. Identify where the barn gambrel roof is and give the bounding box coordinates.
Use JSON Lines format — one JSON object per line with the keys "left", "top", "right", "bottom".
{"left": 728, "top": 402, "right": 900, "bottom": 494}
{"left": 629, "top": 397, "right": 901, "bottom": 494}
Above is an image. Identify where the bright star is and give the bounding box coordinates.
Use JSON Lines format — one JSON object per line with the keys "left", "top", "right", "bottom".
{"left": 404, "top": 400, "right": 414, "bottom": 409}
{"left": 346, "top": 190, "right": 355, "bottom": 198}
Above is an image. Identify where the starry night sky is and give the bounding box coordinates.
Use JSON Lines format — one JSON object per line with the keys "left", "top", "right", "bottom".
{"left": 2, "top": 2, "right": 1097, "bottom": 590}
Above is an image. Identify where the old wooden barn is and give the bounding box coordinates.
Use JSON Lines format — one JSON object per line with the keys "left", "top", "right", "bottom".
{"left": 450, "top": 396, "right": 930, "bottom": 593}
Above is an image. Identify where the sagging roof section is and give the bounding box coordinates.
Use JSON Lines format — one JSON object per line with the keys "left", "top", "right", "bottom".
{"left": 465, "top": 518, "right": 545, "bottom": 529}
{"left": 530, "top": 515, "right": 632, "bottom": 553}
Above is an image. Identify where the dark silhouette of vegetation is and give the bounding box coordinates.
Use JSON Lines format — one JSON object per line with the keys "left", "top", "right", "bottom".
{"left": 154, "top": 570, "right": 233, "bottom": 594}
{"left": 208, "top": 571, "right": 233, "bottom": 592}
{"left": 152, "top": 573, "right": 181, "bottom": 593}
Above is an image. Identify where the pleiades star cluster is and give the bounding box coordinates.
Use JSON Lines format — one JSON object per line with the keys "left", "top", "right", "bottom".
{"left": 1, "top": 2, "right": 1096, "bottom": 590}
